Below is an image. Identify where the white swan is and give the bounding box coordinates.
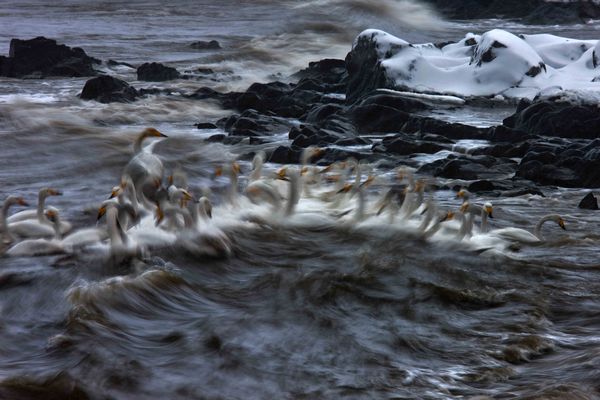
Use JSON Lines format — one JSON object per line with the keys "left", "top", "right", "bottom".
{"left": 7, "top": 187, "right": 71, "bottom": 238}
{"left": 460, "top": 202, "right": 493, "bottom": 234}
{"left": 1, "top": 196, "right": 29, "bottom": 245}
{"left": 489, "top": 214, "right": 566, "bottom": 244}
{"left": 215, "top": 162, "right": 241, "bottom": 205}
{"left": 6, "top": 188, "right": 61, "bottom": 223}
{"left": 6, "top": 208, "right": 66, "bottom": 257}
{"left": 122, "top": 127, "right": 168, "bottom": 202}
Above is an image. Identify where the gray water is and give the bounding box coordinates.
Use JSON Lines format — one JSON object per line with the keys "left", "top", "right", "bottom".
{"left": 1, "top": 1, "right": 600, "bottom": 399}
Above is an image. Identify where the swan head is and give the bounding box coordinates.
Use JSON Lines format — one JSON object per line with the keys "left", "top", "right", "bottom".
{"left": 41, "top": 188, "right": 62, "bottom": 198}
{"left": 44, "top": 208, "right": 58, "bottom": 221}
{"left": 360, "top": 175, "right": 375, "bottom": 188}
{"left": 198, "top": 197, "right": 213, "bottom": 219}
{"left": 337, "top": 183, "right": 354, "bottom": 194}
{"left": 484, "top": 202, "right": 493, "bottom": 219}
{"left": 141, "top": 127, "right": 167, "bottom": 139}
{"left": 557, "top": 216, "right": 566, "bottom": 230}
{"left": 441, "top": 210, "right": 454, "bottom": 222}
{"left": 109, "top": 186, "right": 122, "bottom": 199}
{"left": 456, "top": 189, "right": 471, "bottom": 202}
{"left": 6, "top": 196, "right": 29, "bottom": 207}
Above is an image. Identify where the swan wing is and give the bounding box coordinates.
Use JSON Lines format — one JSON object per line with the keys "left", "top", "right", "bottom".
{"left": 8, "top": 220, "right": 54, "bottom": 238}
{"left": 6, "top": 210, "right": 38, "bottom": 223}
{"left": 7, "top": 239, "right": 64, "bottom": 257}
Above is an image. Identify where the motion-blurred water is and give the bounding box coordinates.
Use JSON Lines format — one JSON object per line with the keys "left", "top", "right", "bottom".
{"left": 0, "top": 1, "right": 599, "bottom": 399}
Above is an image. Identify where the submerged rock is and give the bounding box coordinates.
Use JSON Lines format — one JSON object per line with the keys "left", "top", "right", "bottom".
{"left": 0, "top": 36, "right": 99, "bottom": 78}
{"left": 80, "top": 75, "right": 139, "bottom": 103}
{"left": 137, "top": 62, "right": 180, "bottom": 81}
{"left": 190, "top": 40, "right": 221, "bottom": 50}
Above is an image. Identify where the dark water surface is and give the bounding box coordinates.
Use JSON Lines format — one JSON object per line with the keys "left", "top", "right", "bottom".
{"left": 1, "top": 1, "right": 600, "bottom": 399}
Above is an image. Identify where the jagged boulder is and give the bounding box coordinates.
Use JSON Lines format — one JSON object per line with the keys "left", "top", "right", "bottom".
{"left": 0, "top": 36, "right": 99, "bottom": 78}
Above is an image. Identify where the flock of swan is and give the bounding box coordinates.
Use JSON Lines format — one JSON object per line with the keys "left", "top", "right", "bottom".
{"left": 0, "top": 127, "right": 568, "bottom": 262}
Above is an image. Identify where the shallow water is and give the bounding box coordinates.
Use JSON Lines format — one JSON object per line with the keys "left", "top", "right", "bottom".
{"left": 1, "top": 1, "right": 600, "bottom": 399}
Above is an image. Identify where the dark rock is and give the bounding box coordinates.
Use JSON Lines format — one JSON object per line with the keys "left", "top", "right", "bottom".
{"left": 220, "top": 109, "right": 291, "bottom": 138}
{"left": 206, "top": 134, "right": 226, "bottom": 143}
{"left": 503, "top": 100, "right": 600, "bottom": 139}
{"left": 80, "top": 75, "right": 139, "bottom": 103}
{"left": 305, "top": 103, "right": 345, "bottom": 124}
{"left": 197, "top": 68, "right": 215, "bottom": 74}
{"left": 107, "top": 59, "right": 135, "bottom": 69}
{"left": 335, "top": 137, "right": 372, "bottom": 146}
{"left": 468, "top": 180, "right": 495, "bottom": 193}
{"left": 0, "top": 36, "right": 99, "bottom": 78}
{"left": 403, "top": 116, "right": 489, "bottom": 140}
{"left": 422, "top": 0, "right": 599, "bottom": 24}
{"left": 292, "top": 58, "right": 347, "bottom": 93}
{"left": 268, "top": 146, "right": 301, "bottom": 164}
{"left": 578, "top": 192, "right": 599, "bottom": 210}
{"left": 190, "top": 40, "right": 221, "bottom": 50}
{"left": 196, "top": 122, "right": 218, "bottom": 129}
{"left": 137, "top": 62, "right": 180, "bottom": 81}
{"left": 380, "top": 135, "right": 446, "bottom": 155}
{"left": 345, "top": 31, "right": 393, "bottom": 103}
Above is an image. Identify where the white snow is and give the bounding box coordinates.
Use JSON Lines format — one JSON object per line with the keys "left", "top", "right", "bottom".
{"left": 355, "top": 28, "right": 600, "bottom": 101}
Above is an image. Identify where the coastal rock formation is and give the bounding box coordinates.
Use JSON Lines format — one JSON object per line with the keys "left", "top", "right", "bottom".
{"left": 503, "top": 98, "right": 600, "bottom": 139}
{"left": 137, "top": 62, "right": 181, "bottom": 81}
{"left": 0, "top": 36, "right": 99, "bottom": 78}
{"left": 344, "top": 28, "right": 600, "bottom": 101}
{"left": 424, "top": 0, "right": 600, "bottom": 24}
{"left": 80, "top": 75, "right": 139, "bottom": 103}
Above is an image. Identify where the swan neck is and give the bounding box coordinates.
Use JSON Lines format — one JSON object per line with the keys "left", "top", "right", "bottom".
{"left": 533, "top": 215, "right": 554, "bottom": 240}
{"left": 285, "top": 172, "right": 300, "bottom": 216}
{"left": 107, "top": 208, "right": 123, "bottom": 246}
{"left": 37, "top": 191, "right": 47, "bottom": 222}
{"left": 480, "top": 209, "right": 488, "bottom": 233}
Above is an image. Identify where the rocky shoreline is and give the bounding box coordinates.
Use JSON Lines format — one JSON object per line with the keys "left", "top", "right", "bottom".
{"left": 3, "top": 36, "right": 600, "bottom": 200}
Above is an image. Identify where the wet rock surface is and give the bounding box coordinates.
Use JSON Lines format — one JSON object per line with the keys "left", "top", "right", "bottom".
{"left": 188, "top": 54, "right": 600, "bottom": 190}
{"left": 0, "top": 36, "right": 99, "bottom": 78}
{"left": 80, "top": 75, "right": 139, "bottom": 103}
{"left": 423, "top": 0, "right": 600, "bottom": 24}
{"left": 137, "top": 62, "right": 181, "bottom": 81}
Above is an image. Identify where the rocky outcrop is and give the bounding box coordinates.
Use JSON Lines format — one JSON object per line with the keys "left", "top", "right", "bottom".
{"left": 0, "top": 37, "right": 99, "bottom": 78}
{"left": 137, "top": 62, "right": 181, "bottom": 81}
{"left": 503, "top": 99, "right": 600, "bottom": 139}
{"left": 80, "top": 75, "right": 139, "bottom": 103}
{"left": 423, "top": 0, "right": 600, "bottom": 24}
{"left": 345, "top": 32, "right": 391, "bottom": 104}
{"left": 578, "top": 192, "right": 598, "bottom": 210}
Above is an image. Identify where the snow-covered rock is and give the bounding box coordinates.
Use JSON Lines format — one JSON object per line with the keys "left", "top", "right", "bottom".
{"left": 346, "top": 28, "right": 600, "bottom": 103}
